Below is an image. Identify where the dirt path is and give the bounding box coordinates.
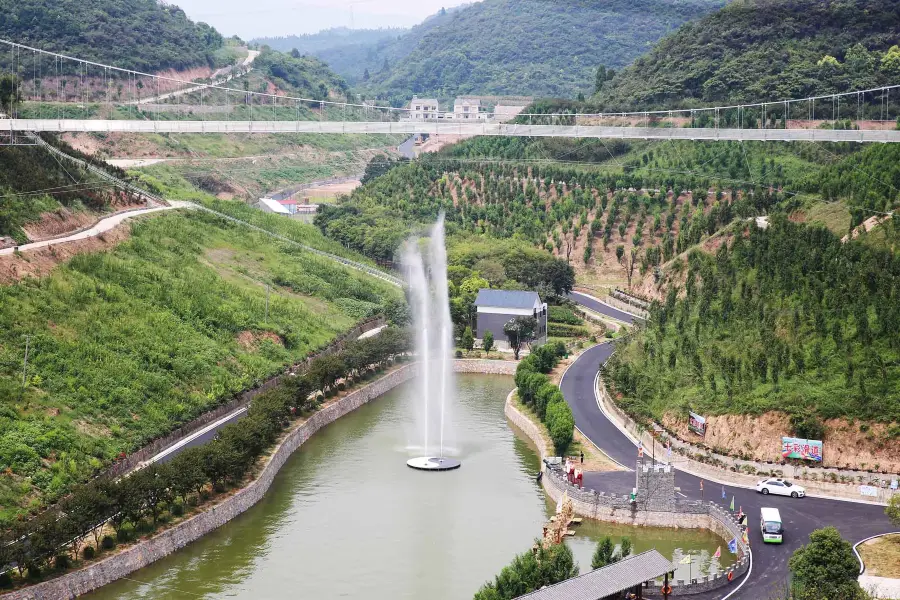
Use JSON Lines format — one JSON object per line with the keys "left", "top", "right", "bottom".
{"left": 0, "top": 205, "right": 181, "bottom": 258}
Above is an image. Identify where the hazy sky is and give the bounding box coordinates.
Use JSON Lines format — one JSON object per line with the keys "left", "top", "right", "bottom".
{"left": 173, "top": 0, "right": 474, "bottom": 39}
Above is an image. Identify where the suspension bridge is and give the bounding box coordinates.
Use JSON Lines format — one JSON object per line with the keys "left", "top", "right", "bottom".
{"left": 2, "top": 38, "right": 900, "bottom": 142}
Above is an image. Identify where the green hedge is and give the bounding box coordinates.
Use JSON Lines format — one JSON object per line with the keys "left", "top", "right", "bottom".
{"left": 548, "top": 306, "right": 584, "bottom": 326}
{"left": 514, "top": 344, "right": 574, "bottom": 454}
{"left": 548, "top": 323, "right": 590, "bottom": 338}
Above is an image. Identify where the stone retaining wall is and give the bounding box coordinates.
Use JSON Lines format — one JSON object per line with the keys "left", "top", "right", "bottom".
{"left": 541, "top": 465, "right": 750, "bottom": 597}
{"left": 3, "top": 361, "right": 515, "bottom": 600}
{"left": 506, "top": 388, "right": 749, "bottom": 597}
{"left": 595, "top": 374, "right": 898, "bottom": 505}
{"left": 504, "top": 391, "right": 549, "bottom": 459}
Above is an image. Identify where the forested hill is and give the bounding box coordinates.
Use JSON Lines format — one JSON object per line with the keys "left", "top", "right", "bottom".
{"left": 356, "top": 0, "right": 724, "bottom": 102}
{"left": 0, "top": 0, "right": 230, "bottom": 72}
{"left": 595, "top": 0, "right": 900, "bottom": 109}
{"left": 253, "top": 27, "right": 407, "bottom": 57}
{"left": 280, "top": 8, "right": 464, "bottom": 88}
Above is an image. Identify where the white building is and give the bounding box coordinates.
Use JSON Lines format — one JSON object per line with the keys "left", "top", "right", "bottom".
{"left": 408, "top": 95, "right": 440, "bottom": 120}
{"left": 256, "top": 198, "right": 291, "bottom": 215}
{"left": 453, "top": 98, "right": 486, "bottom": 120}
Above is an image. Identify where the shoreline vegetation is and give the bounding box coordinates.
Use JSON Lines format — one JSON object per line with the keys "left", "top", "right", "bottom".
{"left": 0, "top": 328, "right": 410, "bottom": 592}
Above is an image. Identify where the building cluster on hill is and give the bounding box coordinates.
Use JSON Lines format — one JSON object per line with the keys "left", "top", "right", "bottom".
{"left": 403, "top": 95, "right": 530, "bottom": 122}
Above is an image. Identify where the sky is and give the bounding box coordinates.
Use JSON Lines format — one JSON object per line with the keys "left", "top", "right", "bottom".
{"left": 173, "top": 0, "right": 474, "bottom": 39}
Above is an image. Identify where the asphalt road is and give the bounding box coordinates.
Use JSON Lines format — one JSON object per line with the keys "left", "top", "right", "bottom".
{"left": 560, "top": 340, "right": 894, "bottom": 599}
{"left": 567, "top": 291, "right": 639, "bottom": 324}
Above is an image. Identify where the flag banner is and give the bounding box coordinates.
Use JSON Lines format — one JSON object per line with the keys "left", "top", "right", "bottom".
{"left": 722, "top": 486, "right": 726, "bottom": 499}
{"left": 730, "top": 496, "right": 735, "bottom": 511}
{"left": 680, "top": 555, "right": 692, "bottom": 564}
{"left": 713, "top": 546, "right": 721, "bottom": 559}
{"left": 728, "top": 538, "right": 737, "bottom": 554}
{"left": 688, "top": 412, "right": 707, "bottom": 436}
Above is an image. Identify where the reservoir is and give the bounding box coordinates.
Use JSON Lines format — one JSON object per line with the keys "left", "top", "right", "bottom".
{"left": 88, "top": 375, "right": 731, "bottom": 600}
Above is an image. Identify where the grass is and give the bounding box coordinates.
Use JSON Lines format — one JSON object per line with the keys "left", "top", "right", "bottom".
{"left": 0, "top": 209, "right": 401, "bottom": 524}
{"left": 804, "top": 201, "right": 852, "bottom": 235}
{"left": 858, "top": 534, "right": 900, "bottom": 578}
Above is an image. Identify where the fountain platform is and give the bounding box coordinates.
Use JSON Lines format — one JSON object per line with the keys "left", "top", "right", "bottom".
{"left": 407, "top": 457, "right": 461, "bottom": 471}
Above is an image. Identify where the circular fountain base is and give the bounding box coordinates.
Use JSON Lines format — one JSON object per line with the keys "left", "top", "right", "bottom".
{"left": 407, "top": 457, "right": 461, "bottom": 471}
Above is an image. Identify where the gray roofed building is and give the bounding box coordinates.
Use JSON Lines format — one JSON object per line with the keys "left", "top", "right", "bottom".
{"left": 474, "top": 289, "right": 542, "bottom": 310}
{"left": 473, "top": 289, "right": 547, "bottom": 350}
{"left": 515, "top": 549, "right": 674, "bottom": 600}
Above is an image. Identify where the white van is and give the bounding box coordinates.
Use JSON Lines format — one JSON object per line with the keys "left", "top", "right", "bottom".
{"left": 760, "top": 507, "right": 783, "bottom": 544}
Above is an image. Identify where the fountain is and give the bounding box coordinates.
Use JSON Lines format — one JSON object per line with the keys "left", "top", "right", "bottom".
{"left": 404, "top": 215, "right": 460, "bottom": 472}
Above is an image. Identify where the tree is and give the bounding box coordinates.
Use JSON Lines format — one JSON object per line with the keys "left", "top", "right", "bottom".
{"left": 504, "top": 316, "right": 537, "bottom": 360}
{"left": 616, "top": 245, "right": 625, "bottom": 263}
{"left": 474, "top": 541, "right": 578, "bottom": 600}
{"left": 881, "top": 45, "right": 900, "bottom": 78}
{"left": 625, "top": 248, "right": 640, "bottom": 289}
{"left": 363, "top": 68, "right": 371, "bottom": 81}
{"left": 886, "top": 494, "right": 900, "bottom": 527}
{"left": 461, "top": 326, "right": 475, "bottom": 353}
{"left": 592, "top": 536, "right": 616, "bottom": 568}
{"left": 483, "top": 330, "right": 494, "bottom": 353}
{"left": 0, "top": 75, "right": 22, "bottom": 115}
{"left": 546, "top": 401, "right": 574, "bottom": 454}
{"left": 307, "top": 354, "right": 346, "bottom": 392}
{"left": 789, "top": 527, "right": 865, "bottom": 600}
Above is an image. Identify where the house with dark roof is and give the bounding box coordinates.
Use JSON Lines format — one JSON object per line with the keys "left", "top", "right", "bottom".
{"left": 473, "top": 289, "right": 547, "bottom": 350}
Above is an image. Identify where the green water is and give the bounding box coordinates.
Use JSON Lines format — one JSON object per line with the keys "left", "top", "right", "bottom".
{"left": 87, "top": 375, "right": 732, "bottom": 600}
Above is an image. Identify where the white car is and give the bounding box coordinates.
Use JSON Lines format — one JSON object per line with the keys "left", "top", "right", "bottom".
{"left": 756, "top": 478, "right": 805, "bottom": 498}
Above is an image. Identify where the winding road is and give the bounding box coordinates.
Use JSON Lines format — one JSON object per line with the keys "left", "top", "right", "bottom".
{"left": 562, "top": 301, "right": 894, "bottom": 599}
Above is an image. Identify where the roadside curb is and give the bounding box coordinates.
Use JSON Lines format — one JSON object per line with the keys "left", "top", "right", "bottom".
{"left": 589, "top": 360, "right": 892, "bottom": 507}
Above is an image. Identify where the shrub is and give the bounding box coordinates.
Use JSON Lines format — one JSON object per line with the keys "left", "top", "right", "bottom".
{"left": 553, "top": 341, "right": 567, "bottom": 357}
{"left": 546, "top": 402, "right": 575, "bottom": 454}
{"left": 455, "top": 349, "right": 463, "bottom": 358}
{"left": 548, "top": 305, "right": 584, "bottom": 325}
{"left": 101, "top": 535, "right": 116, "bottom": 551}
{"left": 790, "top": 414, "right": 826, "bottom": 441}
{"left": 549, "top": 323, "right": 590, "bottom": 338}
{"left": 82, "top": 546, "right": 95, "bottom": 560}
{"left": 483, "top": 330, "right": 495, "bottom": 353}
{"left": 0, "top": 572, "right": 12, "bottom": 588}
{"left": 535, "top": 383, "right": 563, "bottom": 420}
{"left": 337, "top": 381, "right": 346, "bottom": 392}
{"left": 54, "top": 554, "right": 70, "bottom": 570}
{"left": 171, "top": 503, "right": 185, "bottom": 517}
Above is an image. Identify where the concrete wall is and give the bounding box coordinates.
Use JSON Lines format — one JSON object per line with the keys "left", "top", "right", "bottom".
{"left": 3, "top": 360, "right": 515, "bottom": 600}
{"left": 595, "top": 375, "right": 899, "bottom": 505}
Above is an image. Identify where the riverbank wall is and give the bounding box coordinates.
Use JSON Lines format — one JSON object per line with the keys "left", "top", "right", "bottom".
{"left": 2, "top": 360, "right": 515, "bottom": 600}
{"left": 505, "top": 391, "right": 750, "bottom": 597}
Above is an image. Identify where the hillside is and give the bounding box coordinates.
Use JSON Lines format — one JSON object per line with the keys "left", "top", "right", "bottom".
{"left": 596, "top": 0, "right": 900, "bottom": 109}
{"left": 0, "top": 0, "right": 235, "bottom": 72}
{"left": 0, "top": 206, "right": 400, "bottom": 525}
{"left": 350, "top": 0, "right": 724, "bottom": 101}
{"left": 604, "top": 215, "right": 900, "bottom": 465}
{"left": 292, "top": 8, "right": 464, "bottom": 87}
{"left": 253, "top": 27, "right": 407, "bottom": 57}
{"left": 0, "top": 137, "right": 148, "bottom": 246}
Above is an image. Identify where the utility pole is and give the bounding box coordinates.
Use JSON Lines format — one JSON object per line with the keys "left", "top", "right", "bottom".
{"left": 21, "top": 334, "right": 30, "bottom": 389}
